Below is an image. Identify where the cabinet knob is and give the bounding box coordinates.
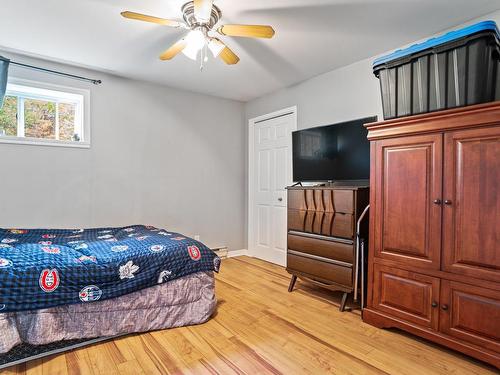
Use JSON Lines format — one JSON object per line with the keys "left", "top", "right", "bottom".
{"left": 444, "top": 200, "right": 452, "bottom": 205}
{"left": 278, "top": 197, "right": 283, "bottom": 202}
{"left": 441, "top": 304, "right": 449, "bottom": 311}
{"left": 433, "top": 199, "right": 442, "bottom": 205}
{"left": 431, "top": 301, "right": 438, "bottom": 308}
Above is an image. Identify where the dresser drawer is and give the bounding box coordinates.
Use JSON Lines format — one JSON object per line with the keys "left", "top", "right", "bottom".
{"left": 331, "top": 213, "right": 354, "bottom": 239}
{"left": 288, "top": 189, "right": 307, "bottom": 210}
{"left": 287, "top": 253, "right": 353, "bottom": 287}
{"left": 288, "top": 210, "right": 354, "bottom": 239}
{"left": 333, "top": 190, "right": 354, "bottom": 214}
{"left": 287, "top": 188, "right": 355, "bottom": 214}
{"left": 288, "top": 234, "right": 353, "bottom": 263}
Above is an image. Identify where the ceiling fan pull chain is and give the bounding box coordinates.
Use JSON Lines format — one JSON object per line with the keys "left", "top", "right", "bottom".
{"left": 200, "top": 46, "right": 204, "bottom": 71}
{"left": 200, "top": 43, "right": 208, "bottom": 71}
{"left": 204, "top": 44, "right": 209, "bottom": 63}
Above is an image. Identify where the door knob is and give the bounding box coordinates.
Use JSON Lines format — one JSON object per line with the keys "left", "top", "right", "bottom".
{"left": 444, "top": 200, "right": 452, "bottom": 205}
{"left": 441, "top": 304, "right": 449, "bottom": 311}
{"left": 278, "top": 198, "right": 283, "bottom": 202}
{"left": 433, "top": 199, "right": 442, "bottom": 205}
{"left": 431, "top": 301, "right": 438, "bottom": 308}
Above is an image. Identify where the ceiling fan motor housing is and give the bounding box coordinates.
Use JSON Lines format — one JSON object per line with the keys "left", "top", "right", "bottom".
{"left": 182, "top": 1, "right": 221, "bottom": 30}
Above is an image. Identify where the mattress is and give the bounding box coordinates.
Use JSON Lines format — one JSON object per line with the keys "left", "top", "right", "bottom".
{"left": 0, "top": 271, "right": 216, "bottom": 354}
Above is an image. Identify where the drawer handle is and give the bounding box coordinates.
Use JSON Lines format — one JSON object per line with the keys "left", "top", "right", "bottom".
{"left": 431, "top": 301, "right": 438, "bottom": 308}
{"left": 441, "top": 304, "right": 449, "bottom": 311}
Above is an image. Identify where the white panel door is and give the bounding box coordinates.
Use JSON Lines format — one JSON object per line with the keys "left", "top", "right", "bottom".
{"left": 250, "top": 111, "right": 295, "bottom": 265}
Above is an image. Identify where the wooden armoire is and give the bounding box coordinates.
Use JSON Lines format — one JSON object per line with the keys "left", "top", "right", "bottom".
{"left": 363, "top": 102, "right": 500, "bottom": 369}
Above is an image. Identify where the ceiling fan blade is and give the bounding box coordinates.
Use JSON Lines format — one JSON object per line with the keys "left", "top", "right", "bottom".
{"left": 217, "top": 24, "right": 275, "bottom": 39}
{"left": 212, "top": 39, "right": 240, "bottom": 65}
{"left": 121, "top": 11, "right": 184, "bottom": 28}
{"left": 220, "top": 47, "right": 240, "bottom": 65}
{"left": 194, "top": 0, "right": 213, "bottom": 22}
{"left": 159, "top": 38, "right": 187, "bottom": 60}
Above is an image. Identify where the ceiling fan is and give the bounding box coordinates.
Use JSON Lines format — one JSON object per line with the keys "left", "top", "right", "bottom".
{"left": 121, "top": 0, "right": 275, "bottom": 68}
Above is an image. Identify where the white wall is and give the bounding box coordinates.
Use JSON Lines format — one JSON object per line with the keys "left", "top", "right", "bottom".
{"left": 246, "top": 58, "right": 382, "bottom": 130}
{"left": 0, "top": 52, "right": 245, "bottom": 250}
{"left": 246, "top": 9, "right": 500, "bottom": 127}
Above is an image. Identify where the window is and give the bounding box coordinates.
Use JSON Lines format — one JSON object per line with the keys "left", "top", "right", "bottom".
{"left": 0, "top": 79, "right": 90, "bottom": 147}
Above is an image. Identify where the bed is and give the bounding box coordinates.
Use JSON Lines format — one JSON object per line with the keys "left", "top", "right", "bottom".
{"left": 0, "top": 225, "right": 220, "bottom": 366}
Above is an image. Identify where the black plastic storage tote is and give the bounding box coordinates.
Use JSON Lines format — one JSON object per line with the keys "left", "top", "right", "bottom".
{"left": 373, "top": 20, "right": 500, "bottom": 119}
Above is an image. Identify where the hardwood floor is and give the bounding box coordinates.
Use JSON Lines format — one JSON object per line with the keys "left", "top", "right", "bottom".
{"left": 2, "top": 256, "right": 497, "bottom": 375}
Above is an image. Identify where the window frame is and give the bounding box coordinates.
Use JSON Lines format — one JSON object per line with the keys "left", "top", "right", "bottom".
{"left": 0, "top": 78, "right": 91, "bottom": 148}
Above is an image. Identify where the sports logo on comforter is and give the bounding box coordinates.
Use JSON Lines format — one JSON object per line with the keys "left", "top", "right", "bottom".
{"left": 39, "top": 269, "right": 60, "bottom": 292}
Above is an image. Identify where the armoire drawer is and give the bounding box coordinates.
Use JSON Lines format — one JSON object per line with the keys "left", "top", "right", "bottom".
{"left": 372, "top": 264, "right": 440, "bottom": 331}
{"left": 288, "top": 233, "right": 353, "bottom": 263}
{"left": 287, "top": 253, "right": 353, "bottom": 287}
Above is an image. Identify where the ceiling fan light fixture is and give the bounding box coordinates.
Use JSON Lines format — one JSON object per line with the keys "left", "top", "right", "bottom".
{"left": 208, "top": 38, "right": 225, "bottom": 57}
{"left": 182, "top": 29, "right": 207, "bottom": 60}
{"left": 182, "top": 44, "right": 200, "bottom": 60}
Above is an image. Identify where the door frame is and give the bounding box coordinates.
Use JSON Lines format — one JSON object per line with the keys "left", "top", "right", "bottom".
{"left": 247, "top": 106, "right": 297, "bottom": 265}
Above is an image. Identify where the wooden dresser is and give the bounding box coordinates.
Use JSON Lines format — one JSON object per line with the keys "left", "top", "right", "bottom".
{"left": 286, "top": 185, "right": 369, "bottom": 311}
{"left": 363, "top": 102, "right": 500, "bottom": 369}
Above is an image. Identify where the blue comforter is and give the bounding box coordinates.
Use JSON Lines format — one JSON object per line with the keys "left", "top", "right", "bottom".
{"left": 0, "top": 225, "right": 220, "bottom": 313}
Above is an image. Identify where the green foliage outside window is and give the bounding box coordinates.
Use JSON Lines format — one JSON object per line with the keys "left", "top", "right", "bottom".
{"left": 0, "top": 96, "right": 76, "bottom": 140}
{"left": 24, "top": 99, "right": 56, "bottom": 139}
{"left": 0, "top": 95, "right": 17, "bottom": 136}
{"left": 58, "top": 102, "right": 76, "bottom": 141}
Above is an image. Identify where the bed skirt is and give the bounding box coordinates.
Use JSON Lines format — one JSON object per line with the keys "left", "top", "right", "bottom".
{"left": 0, "top": 271, "right": 216, "bottom": 361}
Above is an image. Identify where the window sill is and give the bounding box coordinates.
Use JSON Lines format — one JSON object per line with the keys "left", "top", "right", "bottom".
{"left": 0, "top": 136, "right": 90, "bottom": 149}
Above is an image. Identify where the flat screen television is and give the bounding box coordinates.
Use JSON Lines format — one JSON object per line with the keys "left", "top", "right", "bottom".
{"left": 292, "top": 116, "right": 376, "bottom": 182}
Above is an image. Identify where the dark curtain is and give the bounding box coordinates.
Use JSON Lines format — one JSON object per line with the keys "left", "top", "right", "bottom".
{"left": 0, "top": 57, "right": 10, "bottom": 109}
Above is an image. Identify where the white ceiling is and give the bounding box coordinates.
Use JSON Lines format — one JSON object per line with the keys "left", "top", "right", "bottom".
{"left": 1, "top": 0, "right": 499, "bottom": 101}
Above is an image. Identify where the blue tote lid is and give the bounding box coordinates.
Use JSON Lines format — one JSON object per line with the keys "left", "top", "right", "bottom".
{"left": 373, "top": 20, "right": 500, "bottom": 67}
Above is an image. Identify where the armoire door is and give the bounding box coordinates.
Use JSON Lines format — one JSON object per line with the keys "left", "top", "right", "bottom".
{"left": 440, "top": 280, "right": 500, "bottom": 354}
{"left": 373, "top": 134, "right": 443, "bottom": 269}
{"left": 372, "top": 264, "right": 440, "bottom": 330}
{"left": 443, "top": 127, "right": 500, "bottom": 283}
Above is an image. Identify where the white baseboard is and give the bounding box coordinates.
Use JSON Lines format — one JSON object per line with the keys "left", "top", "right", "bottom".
{"left": 250, "top": 250, "right": 286, "bottom": 266}
{"left": 227, "top": 249, "right": 249, "bottom": 258}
